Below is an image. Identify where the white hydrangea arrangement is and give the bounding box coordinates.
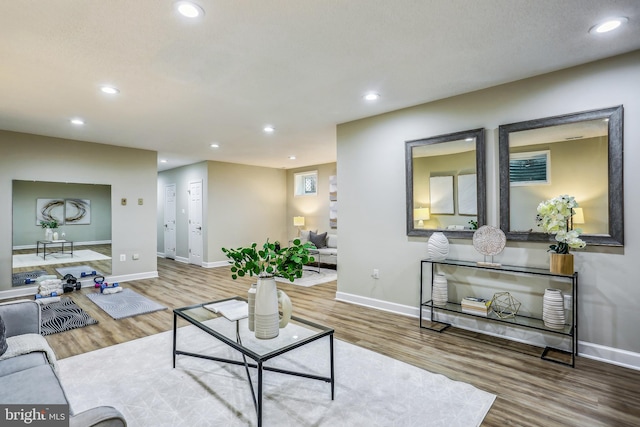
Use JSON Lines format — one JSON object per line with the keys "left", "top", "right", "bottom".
{"left": 536, "top": 195, "right": 586, "bottom": 254}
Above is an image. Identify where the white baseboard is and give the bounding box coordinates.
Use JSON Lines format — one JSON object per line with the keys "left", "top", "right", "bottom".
{"left": 107, "top": 271, "right": 158, "bottom": 284}
{"left": 157, "top": 252, "right": 165, "bottom": 258}
{"left": 13, "top": 240, "right": 112, "bottom": 250}
{"left": 335, "top": 291, "right": 640, "bottom": 371}
{"left": 203, "top": 260, "right": 230, "bottom": 268}
{"left": 175, "top": 256, "right": 189, "bottom": 264}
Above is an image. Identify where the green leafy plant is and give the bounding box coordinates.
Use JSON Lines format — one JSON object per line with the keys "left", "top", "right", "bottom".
{"left": 535, "top": 194, "right": 586, "bottom": 254}
{"left": 468, "top": 219, "right": 478, "bottom": 230}
{"left": 222, "top": 239, "right": 315, "bottom": 282}
{"left": 39, "top": 219, "right": 59, "bottom": 229}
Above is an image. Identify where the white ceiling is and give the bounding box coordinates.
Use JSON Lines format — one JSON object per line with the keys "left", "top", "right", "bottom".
{"left": 1, "top": 1, "right": 639, "bottom": 171}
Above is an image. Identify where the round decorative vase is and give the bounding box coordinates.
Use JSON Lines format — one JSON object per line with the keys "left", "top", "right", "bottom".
{"left": 542, "top": 288, "right": 565, "bottom": 329}
{"left": 550, "top": 253, "right": 574, "bottom": 275}
{"left": 253, "top": 276, "right": 292, "bottom": 339}
{"left": 432, "top": 273, "right": 448, "bottom": 306}
{"left": 44, "top": 228, "right": 53, "bottom": 241}
{"left": 247, "top": 283, "right": 257, "bottom": 332}
{"left": 52, "top": 231, "right": 59, "bottom": 241}
{"left": 427, "top": 232, "right": 449, "bottom": 261}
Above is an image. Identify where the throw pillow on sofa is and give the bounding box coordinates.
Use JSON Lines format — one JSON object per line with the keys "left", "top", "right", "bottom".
{"left": 310, "top": 231, "right": 327, "bottom": 248}
{"left": 0, "top": 314, "right": 7, "bottom": 356}
{"left": 299, "top": 229, "right": 317, "bottom": 243}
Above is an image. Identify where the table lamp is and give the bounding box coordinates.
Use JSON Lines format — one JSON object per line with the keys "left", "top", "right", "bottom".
{"left": 414, "top": 208, "right": 430, "bottom": 228}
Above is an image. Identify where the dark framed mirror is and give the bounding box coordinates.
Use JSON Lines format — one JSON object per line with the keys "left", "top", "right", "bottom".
{"left": 498, "top": 105, "right": 623, "bottom": 246}
{"left": 406, "top": 128, "right": 486, "bottom": 238}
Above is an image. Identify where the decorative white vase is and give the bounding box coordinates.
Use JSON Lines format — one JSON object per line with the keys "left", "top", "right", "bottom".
{"left": 428, "top": 232, "right": 449, "bottom": 261}
{"left": 52, "top": 231, "right": 59, "bottom": 241}
{"left": 45, "top": 228, "right": 53, "bottom": 241}
{"left": 253, "top": 276, "right": 292, "bottom": 339}
{"left": 542, "top": 288, "right": 565, "bottom": 329}
{"left": 247, "top": 283, "right": 257, "bottom": 332}
{"left": 432, "top": 273, "right": 448, "bottom": 306}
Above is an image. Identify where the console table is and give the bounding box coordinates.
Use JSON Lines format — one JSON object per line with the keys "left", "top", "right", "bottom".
{"left": 420, "top": 259, "right": 578, "bottom": 367}
{"left": 36, "top": 240, "right": 74, "bottom": 260}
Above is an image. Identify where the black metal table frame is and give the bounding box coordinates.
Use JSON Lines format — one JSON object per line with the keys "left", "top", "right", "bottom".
{"left": 36, "top": 240, "right": 74, "bottom": 260}
{"left": 173, "top": 299, "right": 335, "bottom": 427}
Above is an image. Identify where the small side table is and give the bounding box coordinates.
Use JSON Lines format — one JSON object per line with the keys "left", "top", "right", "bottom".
{"left": 36, "top": 240, "right": 74, "bottom": 260}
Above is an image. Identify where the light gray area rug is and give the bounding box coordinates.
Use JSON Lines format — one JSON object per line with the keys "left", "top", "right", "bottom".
{"left": 85, "top": 288, "right": 167, "bottom": 320}
{"left": 58, "top": 323, "right": 495, "bottom": 427}
{"left": 275, "top": 267, "right": 337, "bottom": 287}
{"left": 12, "top": 249, "right": 111, "bottom": 268}
{"left": 56, "top": 265, "right": 103, "bottom": 279}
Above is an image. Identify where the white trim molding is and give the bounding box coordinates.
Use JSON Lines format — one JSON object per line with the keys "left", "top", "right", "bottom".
{"left": 335, "top": 291, "right": 640, "bottom": 371}
{"left": 203, "top": 260, "right": 232, "bottom": 269}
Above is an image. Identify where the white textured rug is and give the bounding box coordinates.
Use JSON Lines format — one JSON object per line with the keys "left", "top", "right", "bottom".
{"left": 58, "top": 323, "right": 495, "bottom": 427}
{"left": 12, "top": 250, "right": 111, "bottom": 268}
{"left": 275, "top": 268, "right": 337, "bottom": 287}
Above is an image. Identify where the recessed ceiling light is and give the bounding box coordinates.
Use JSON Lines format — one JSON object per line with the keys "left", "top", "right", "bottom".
{"left": 175, "top": 1, "right": 204, "bottom": 18}
{"left": 589, "top": 17, "right": 628, "bottom": 34}
{"left": 160, "top": 159, "right": 168, "bottom": 163}
{"left": 210, "top": 143, "right": 219, "bottom": 148}
{"left": 363, "top": 92, "right": 380, "bottom": 101}
{"left": 289, "top": 155, "right": 296, "bottom": 160}
{"left": 465, "top": 138, "right": 474, "bottom": 142}
{"left": 70, "top": 118, "right": 85, "bottom": 126}
{"left": 100, "top": 85, "right": 119, "bottom": 95}
{"left": 263, "top": 125, "right": 275, "bottom": 133}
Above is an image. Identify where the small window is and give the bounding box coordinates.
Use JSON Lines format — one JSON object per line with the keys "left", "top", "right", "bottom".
{"left": 509, "top": 150, "right": 550, "bottom": 186}
{"left": 294, "top": 171, "right": 318, "bottom": 196}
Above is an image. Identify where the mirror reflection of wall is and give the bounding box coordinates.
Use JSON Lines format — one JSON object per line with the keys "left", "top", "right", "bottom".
{"left": 12, "top": 180, "right": 112, "bottom": 283}
{"left": 413, "top": 144, "right": 476, "bottom": 229}
{"left": 508, "top": 124, "right": 608, "bottom": 234}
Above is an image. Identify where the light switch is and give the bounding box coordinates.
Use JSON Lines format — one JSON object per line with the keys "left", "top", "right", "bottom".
{"left": 121, "top": 198, "right": 127, "bottom": 206}
{"left": 138, "top": 198, "right": 143, "bottom": 205}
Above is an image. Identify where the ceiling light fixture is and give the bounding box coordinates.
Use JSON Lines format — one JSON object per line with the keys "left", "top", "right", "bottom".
{"left": 210, "top": 143, "right": 219, "bottom": 148}
{"left": 100, "top": 85, "right": 119, "bottom": 95}
{"left": 160, "top": 159, "right": 168, "bottom": 163}
{"left": 263, "top": 125, "right": 275, "bottom": 133}
{"left": 289, "top": 155, "right": 296, "bottom": 160}
{"left": 70, "top": 118, "right": 85, "bottom": 126}
{"left": 589, "top": 17, "right": 628, "bottom": 34}
{"left": 175, "top": 1, "right": 204, "bottom": 18}
{"left": 363, "top": 92, "right": 380, "bottom": 101}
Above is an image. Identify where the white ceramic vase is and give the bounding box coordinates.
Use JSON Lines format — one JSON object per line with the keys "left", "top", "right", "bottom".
{"left": 432, "top": 273, "right": 448, "bottom": 306}
{"left": 45, "top": 228, "right": 53, "bottom": 241}
{"left": 247, "top": 283, "right": 257, "bottom": 332}
{"left": 542, "top": 288, "right": 565, "bottom": 329}
{"left": 253, "top": 276, "right": 292, "bottom": 339}
{"left": 428, "top": 232, "right": 449, "bottom": 261}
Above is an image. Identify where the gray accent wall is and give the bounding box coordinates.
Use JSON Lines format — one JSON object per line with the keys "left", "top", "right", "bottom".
{"left": 337, "top": 51, "right": 640, "bottom": 365}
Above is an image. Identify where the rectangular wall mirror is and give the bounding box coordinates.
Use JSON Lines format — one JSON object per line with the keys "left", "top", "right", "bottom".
{"left": 12, "top": 180, "right": 112, "bottom": 288}
{"left": 498, "top": 105, "right": 623, "bottom": 246}
{"left": 406, "top": 128, "right": 486, "bottom": 238}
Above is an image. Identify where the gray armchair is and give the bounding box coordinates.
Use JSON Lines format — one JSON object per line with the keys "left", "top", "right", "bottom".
{"left": 0, "top": 300, "right": 127, "bottom": 427}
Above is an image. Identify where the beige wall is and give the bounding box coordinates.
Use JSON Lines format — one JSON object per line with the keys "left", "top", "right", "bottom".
{"left": 1, "top": 131, "right": 158, "bottom": 294}
{"left": 207, "top": 161, "right": 287, "bottom": 264}
{"left": 286, "top": 163, "right": 337, "bottom": 238}
{"left": 337, "top": 50, "right": 640, "bottom": 367}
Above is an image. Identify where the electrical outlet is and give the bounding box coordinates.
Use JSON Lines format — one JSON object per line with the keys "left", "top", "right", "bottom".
{"left": 132, "top": 253, "right": 139, "bottom": 260}
{"left": 372, "top": 269, "right": 379, "bottom": 279}
{"left": 120, "top": 254, "right": 126, "bottom": 262}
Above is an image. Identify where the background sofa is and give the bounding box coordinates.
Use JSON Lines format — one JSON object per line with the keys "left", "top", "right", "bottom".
{"left": 0, "top": 300, "right": 127, "bottom": 427}
{"left": 299, "top": 230, "right": 337, "bottom": 267}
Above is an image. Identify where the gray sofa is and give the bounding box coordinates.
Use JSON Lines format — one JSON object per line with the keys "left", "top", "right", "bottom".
{"left": 300, "top": 230, "right": 337, "bottom": 266}
{"left": 0, "top": 300, "right": 126, "bottom": 427}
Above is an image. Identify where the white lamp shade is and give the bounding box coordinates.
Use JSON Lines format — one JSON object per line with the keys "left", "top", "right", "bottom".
{"left": 293, "top": 216, "right": 305, "bottom": 227}
{"left": 572, "top": 208, "right": 584, "bottom": 224}
{"left": 414, "top": 208, "right": 430, "bottom": 221}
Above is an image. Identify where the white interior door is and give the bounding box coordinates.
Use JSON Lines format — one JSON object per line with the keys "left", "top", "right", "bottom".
{"left": 188, "top": 180, "right": 203, "bottom": 266}
{"left": 164, "top": 183, "right": 176, "bottom": 259}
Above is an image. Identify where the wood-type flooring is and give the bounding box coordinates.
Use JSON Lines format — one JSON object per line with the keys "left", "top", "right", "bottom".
{"left": 12, "top": 257, "right": 640, "bottom": 426}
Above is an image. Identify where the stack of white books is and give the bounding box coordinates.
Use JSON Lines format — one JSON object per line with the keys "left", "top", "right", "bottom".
{"left": 204, "top": 300, "right": 248, "bottom": 321}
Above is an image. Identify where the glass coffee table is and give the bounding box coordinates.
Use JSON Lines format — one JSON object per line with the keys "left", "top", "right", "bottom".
{"left": 173, "top": 297, "right": 335, "bottom": 427}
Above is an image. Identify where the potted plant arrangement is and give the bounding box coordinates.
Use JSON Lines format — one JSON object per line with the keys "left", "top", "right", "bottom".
{"left": 39, "top": 219, "right": 59, "bottom": 241}
{"left": 536, "top": 194, "right": 586, "bottom": 274}
{"left": 221, "top": 239, "right": 315, "bottom": 339}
